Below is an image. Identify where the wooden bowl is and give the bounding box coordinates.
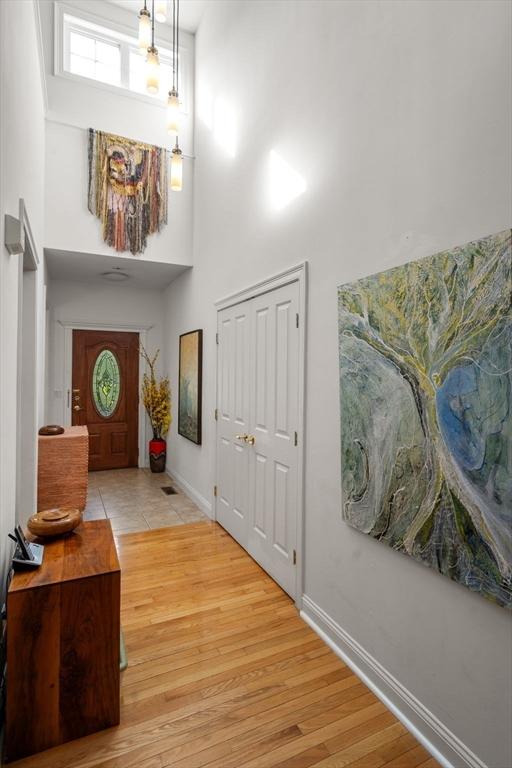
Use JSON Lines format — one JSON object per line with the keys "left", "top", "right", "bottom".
{"left": 27, "top": 508, "right": 82, "bottom": 538}
{"left": 38, "top": 425, "right": 65, "bottom": 436}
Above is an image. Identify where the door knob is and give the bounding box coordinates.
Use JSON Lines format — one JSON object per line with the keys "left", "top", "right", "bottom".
{"left": 73, "top": 405, "right": 82, "bottom": 412}
{"left": 246, "top": 435, "right": 256, "bottom": 445}
{"left": 235, "top": 434, "right": 248, "bottom": 441}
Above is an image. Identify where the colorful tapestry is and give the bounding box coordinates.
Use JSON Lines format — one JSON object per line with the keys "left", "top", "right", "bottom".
{"left": 87, "top": 128, "right": 168, "bottom": 255}
{"left": 338, "top": 230, "right": 512, "bottom": 608}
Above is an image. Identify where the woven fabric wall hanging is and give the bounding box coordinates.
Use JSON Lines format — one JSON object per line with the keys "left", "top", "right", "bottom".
{"left": 87, "top": 128, "right": 168, "bottom": 255}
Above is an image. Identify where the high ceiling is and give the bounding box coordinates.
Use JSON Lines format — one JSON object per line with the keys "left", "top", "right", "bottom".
{"left": 107, "top": 0, "right": 209, "bottom": 34}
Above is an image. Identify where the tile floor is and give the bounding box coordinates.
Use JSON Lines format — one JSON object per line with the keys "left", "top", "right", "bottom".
{"left": 83, "top": 468, "right": 208, "bottom": 534}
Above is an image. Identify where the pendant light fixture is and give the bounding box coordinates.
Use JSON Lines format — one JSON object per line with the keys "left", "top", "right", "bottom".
{"left": 134, "top": 0, "right": 183, "bottom": 190}
{"left": 166, "top": 0, "right": 180, "bottom": 138}
{"left": 138, "top": 1, "right": 151, "bottom": 54}
{"left": 170, "top": 139, "right": 183, "bottom": 191}
{"left": 155, "top": 0, "right": 168, "bottom": 23}
{"left": 146, "top": 0, "right": 160, "bottom": 94}
{"left": 168, "top": 0, "right": 182, "bottom": 192}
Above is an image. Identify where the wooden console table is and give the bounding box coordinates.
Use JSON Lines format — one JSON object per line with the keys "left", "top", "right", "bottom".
{"left": 5, "top": 520, "right": 120, "bottom": 762}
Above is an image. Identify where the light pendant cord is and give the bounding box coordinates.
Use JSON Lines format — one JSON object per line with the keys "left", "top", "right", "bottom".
{"left": 151, "top": 0, "right": 155, "bottom": 46}
{"left": 172, "top": 0, "right": 176, "bottom": 92}
{"left": 176, "top": 0, "right": 179, "bottom": 93}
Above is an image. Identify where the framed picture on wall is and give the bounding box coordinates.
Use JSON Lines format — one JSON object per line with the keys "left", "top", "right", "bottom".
{"left": 178, "top": 329, "right": 203, "bottom": 445}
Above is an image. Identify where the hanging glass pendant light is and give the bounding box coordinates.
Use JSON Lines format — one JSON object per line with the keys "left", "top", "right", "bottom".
{"left": 146, "top": 0, "right": 160, "bottom": 94}
{"left": 155, "top": 0, "right": 168, "bottom": 23}
{"left": 166, "top": 0, "right": 180, "bottom": 137}
{"left": 170, "top": 140, "right": 183, "bottom": 191}
{"left": 167, "top": 89, "right": 180, "bottom": 138}
{"left": 138, "top": 1, "right": 151, "bottom": 53}
{"left": 146, "top": 47, "right": 160, "bottom": 93}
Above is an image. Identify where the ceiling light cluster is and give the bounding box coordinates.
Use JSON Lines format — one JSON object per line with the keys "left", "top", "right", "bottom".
{"left": 137, "top": 0, "right": 183, "bottom": 191}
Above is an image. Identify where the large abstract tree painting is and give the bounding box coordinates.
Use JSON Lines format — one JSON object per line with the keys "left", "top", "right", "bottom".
{"left": 338, "top": 230, "right": 512, "bottom": 608}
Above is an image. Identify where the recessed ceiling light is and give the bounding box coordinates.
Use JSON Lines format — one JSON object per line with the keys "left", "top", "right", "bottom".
{"left": 101, "top": 268, "right": 130, "bottom": 282}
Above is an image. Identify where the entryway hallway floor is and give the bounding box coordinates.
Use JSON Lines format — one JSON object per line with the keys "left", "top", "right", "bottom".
{"left": 11, "top": 522, "right": 440, "bottom": 768}
{"left": 84, "top": 467, "right": 208, "bottom": 533}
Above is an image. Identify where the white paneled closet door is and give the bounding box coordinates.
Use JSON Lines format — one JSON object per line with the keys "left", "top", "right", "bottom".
{"left": 216, "top": 300, "right": 252, "bottom": 544}
{"left": 216, "top": 281, "right": 300, "bottom": 598}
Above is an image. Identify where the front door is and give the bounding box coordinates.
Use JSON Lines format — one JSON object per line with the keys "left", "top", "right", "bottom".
{"left": 72, "top": 330, "right": 139, "bottom": 471}
{"left": 216, "top": 281, "right": 300, "bottom": 598}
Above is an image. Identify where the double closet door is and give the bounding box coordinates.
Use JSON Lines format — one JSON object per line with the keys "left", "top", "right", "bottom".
{"left": 216, "top": 281, "right": 300, "bottom": 598}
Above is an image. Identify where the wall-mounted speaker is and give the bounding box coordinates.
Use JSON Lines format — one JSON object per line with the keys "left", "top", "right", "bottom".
{"left": 4, "top": 214, "right": 24, "bottom": 255}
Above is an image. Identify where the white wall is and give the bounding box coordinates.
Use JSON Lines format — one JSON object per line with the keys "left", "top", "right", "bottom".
{"left": 46, "top": 277, "right": 166, "bottom": 457}
{"left": 40, "top": 0, "right": 194, "bottom": 265}
{"left": 0, "top": 1, "right": 46, "bottom": 582}
{"left": 163, "top": 2, "right": 512, "bottom": 766}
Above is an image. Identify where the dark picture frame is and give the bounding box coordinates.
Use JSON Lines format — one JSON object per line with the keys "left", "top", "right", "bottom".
{"left": 178, "top": 329, "right": 203, "bottom": 445}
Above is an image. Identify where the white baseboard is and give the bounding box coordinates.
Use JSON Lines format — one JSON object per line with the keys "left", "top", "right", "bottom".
{"left": 165, "top": 468, "right": 213, "bottom": 519}
{"left": 300, "top": 595, "right": 486, "bottom": 768}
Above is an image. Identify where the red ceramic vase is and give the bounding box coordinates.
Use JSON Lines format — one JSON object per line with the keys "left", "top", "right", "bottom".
{"left": 149, "top": 438, "right": 166, "bottom": 473}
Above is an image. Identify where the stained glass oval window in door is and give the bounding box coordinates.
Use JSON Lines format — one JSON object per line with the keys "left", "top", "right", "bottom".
{"left": 92, "top": 349, "right": 120, "bottom": 418}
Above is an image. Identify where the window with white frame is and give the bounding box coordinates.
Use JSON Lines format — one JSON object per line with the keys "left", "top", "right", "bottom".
{"left": 68, "top": 28, "right": 121, "bottom": 85}
{"left": 61, "top": 11, "right": 183, "bottom": 104}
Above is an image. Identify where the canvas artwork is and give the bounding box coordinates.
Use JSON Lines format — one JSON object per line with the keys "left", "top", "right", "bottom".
{"left": 88, "top": 128, "right": 168, "bottom": 255}
{"left": 338, "top": 230, "right": 512, "bottom": 608}
{"left": 178, "top": 330, "right": 203, "bottom": 445}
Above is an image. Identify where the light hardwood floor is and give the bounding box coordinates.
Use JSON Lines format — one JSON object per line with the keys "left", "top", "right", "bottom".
{"left": 12, "top": 521, "right": 439, "bottom": 768}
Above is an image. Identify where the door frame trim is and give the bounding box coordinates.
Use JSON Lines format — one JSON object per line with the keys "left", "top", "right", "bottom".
{"left": 215, "top": 261, "right": 307, "bottom": 311}
{"left": 214, "top": 261, "right": 308, "bottom": 609}
{"left": 59, "top": 320, "right": 152, "bottom": 468}
{"left": 15, "top": 199, "right": 41, "bottom": 525}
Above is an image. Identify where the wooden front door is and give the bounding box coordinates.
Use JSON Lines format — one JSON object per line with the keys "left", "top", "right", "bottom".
{"left": 72, "top": 330, "right": 139, "bottom": 471}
